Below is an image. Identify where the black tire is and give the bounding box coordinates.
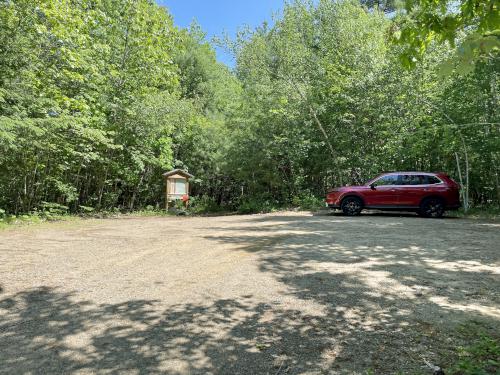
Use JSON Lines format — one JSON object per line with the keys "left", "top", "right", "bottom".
{"left": 419, "top": 197, "right": 445, "bottom": 218}
{"left": 341, "top": 196, "right": 363, "bottom": 216}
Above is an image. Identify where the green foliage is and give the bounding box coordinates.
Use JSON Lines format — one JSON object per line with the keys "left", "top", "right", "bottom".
{"left": 292, "top": 193, "right": 325, "bottom": 211}
{"left": 226, "top": 0, "right": 499, "bottom": 210}
{"left": 0, "top": 0, "right": 498, "bottom": 216}
{"left": 237, "top": 197, "right": 281, "bottom": 214}
{"left": 189, "top": 195, "right": 225, "bottom": 214}
{"left": 392, "top": 0, "right": 499, "bottom": 70}
{"left": 40, "top": 202, "right": 69, "bottom": 216}
{"left": 0, "top": 0, "right": 240, "bottom": 215}
{"left": 78, "top": 205, "right": 95, "bottom": 214}
{"left": 450, "top": 334, "right": 499, "bottom": 374}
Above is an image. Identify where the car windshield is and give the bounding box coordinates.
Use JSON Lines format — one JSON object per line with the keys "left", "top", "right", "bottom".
{"left": 364, "top": 176, "right": 379, "bottom": 186}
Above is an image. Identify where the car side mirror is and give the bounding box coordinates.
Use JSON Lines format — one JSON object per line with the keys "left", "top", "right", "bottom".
{"left": 370, "top": 183, "right": 376, "bottom": 190}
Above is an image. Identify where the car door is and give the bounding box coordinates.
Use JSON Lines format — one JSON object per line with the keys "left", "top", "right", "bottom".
{"left": 397, "top": 174, "right": 424, "bottom": 207}
{"left": 364, "top": 174, "right": 400, "bottom": 207}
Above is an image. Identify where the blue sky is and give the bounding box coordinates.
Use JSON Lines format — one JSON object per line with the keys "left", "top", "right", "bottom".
{"left": 157, "top": 0, "right": 284, "bottom": 67}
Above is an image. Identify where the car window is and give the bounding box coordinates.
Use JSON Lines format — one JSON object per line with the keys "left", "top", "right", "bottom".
{"left": 399, "top": 175, "right": 442, "bottom": 185}
{"left": 400, "top": 175, "right": 421, "bottom": 185}
{"left": 426, "top": 175, "right": 442, "bottom": 184}
{"left": 373, "top": 175, "right": 398, "bottom": 186}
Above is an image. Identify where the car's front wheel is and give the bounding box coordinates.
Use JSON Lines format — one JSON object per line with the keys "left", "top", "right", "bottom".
{"left": 341, "top": 196, "right": 363, "bottom": 216}
{"left": 419, "top": 197, "right": 445, "bottom": 218}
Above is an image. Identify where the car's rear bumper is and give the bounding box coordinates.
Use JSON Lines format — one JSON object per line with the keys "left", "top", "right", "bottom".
{"left": 446, "top": 203, "right": 461, "bottom": 211}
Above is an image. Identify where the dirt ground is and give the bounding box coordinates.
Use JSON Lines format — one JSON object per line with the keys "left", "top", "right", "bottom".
{"left": 0, "top": 211, "right": 499, "bottom": 375}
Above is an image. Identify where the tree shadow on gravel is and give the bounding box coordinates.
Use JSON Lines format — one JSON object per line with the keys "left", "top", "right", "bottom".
{"left": 1, "top": 214, "right": 498, "bottom": 374}
{"left": 203, "top": 214, "right": 500, "bottom": 371}
{"left": 1, "top": 286, "right": 387, "bottom": 374}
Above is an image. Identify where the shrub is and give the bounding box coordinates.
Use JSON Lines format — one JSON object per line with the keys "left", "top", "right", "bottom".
{"left": 79, "top": 205, "right": 95, "bottom": 214}
{"left": 39, "top": 202, "right": 69, "bottom": 218}
{"left": 237, "top": 198, "right": 280, "bottom": 214}
{"left": 291, "top": 193, "right": 324, "bottom": 211}
{"left": 189, "top": 195, "right": 223, "bottom": 214}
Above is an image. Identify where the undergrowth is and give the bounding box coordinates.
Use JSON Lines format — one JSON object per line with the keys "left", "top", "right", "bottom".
{"left": 1, "top": 201, "right": 497, "bottom": 230}
{"left": 447, "top": 322, "right": 500, "bottom": 375}
{"left": 446, "top": 205, "right": 500, "bottom": 220}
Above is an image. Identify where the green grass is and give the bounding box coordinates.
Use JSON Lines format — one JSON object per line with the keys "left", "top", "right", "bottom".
{"left": 451, "top": 335, "right": 499, "bottom": 374}
{"left": 447, "top": 322, "right": 500, "bottom": 375}
{"left": 448, "top": 206, "right": 500, "bottom": 220}
{"left": 0, "top": 214, "right": 71, "bottom": 230}
{"left": 431, "top": 321, "right": 500, "bottom": 375}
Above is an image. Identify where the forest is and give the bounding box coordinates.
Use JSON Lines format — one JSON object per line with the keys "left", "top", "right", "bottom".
{"left": 0, "top": 0, "right": 498, "bottom": 216}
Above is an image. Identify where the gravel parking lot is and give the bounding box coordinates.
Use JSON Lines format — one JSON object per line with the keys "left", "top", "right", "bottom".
{"left": 0, "top": 212, "right": 499, "bottom": 374}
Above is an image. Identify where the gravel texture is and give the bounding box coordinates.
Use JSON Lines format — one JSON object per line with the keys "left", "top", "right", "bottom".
{"left": 0, "top": 212, "right": 499, "bottom": 374}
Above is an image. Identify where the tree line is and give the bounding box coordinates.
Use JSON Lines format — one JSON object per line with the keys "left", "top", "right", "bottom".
{"left": 0, "top": 0, "right": 498, "bottom": 215}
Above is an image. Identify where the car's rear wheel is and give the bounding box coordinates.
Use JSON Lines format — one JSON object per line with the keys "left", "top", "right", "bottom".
{"left": 341, "top": 196, "right": 363, "bottom": 216}
{"left": 419, "top": 197, "right": 445, "bottom": 218}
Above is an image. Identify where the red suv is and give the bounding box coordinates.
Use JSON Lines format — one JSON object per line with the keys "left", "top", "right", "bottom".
{"left": 326, "top": 172, "right": 461, "bottom": 218}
